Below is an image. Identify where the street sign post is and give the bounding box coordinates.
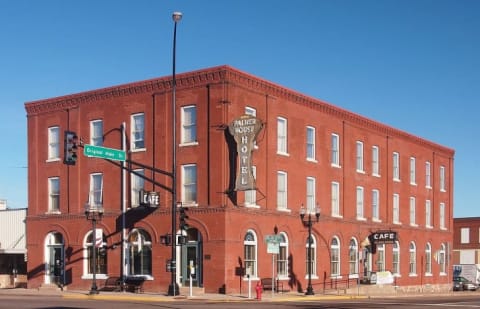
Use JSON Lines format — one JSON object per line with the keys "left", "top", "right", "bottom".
{"left": 84, "top": 144, "right": 126, "bottom": 161}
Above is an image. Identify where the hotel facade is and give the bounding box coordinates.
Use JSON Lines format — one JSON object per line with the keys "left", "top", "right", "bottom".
{"left": 25, "top": 65, "right": 454, "bottom": 294}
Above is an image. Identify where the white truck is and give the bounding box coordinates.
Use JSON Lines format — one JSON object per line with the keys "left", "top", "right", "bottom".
{"left": 453, "top": 264, "right": 480, "bottom": 284}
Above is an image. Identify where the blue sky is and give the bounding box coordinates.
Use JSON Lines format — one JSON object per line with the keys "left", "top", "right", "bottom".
{"left": 0, "top": 0, "right": 478, "bottom": 217}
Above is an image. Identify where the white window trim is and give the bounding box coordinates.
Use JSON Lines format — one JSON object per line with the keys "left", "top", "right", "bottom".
{"left": 277, "top": 117, "right": 288, "bottom": 156}
{"left": 331, "top": 133, "right": 341, "bottom": 168}
{"left": 356, "top": 141, "right": 364, "bottom": 173}
{"left": 47, "top": 126, "right": 61, "bottom": 162}
{"left": 180, "top": 105, "right": 198, "bottom": 146}
{"left": 372, "top": 145, "right": 380, "bottom": 177}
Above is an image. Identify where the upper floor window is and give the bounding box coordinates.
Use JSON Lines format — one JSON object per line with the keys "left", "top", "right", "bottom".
{"left": 410, "top": 157, "right": 416, "bottom": 185}
{"left": 372, "top": 189, "right": 380, "bottom": 221}
{"left": 277, "top": 171, "right": 288, "bottom": 210}
{"left": 356, "top": 141, "right": 364, "bottom": 172}
{"left": 306, "top": 177, "right": 316, "bottom": 212}
{"left": 425, "top": 161, "right": 431, "bottom": 188}
{"left": 331, "top": 182, "right": 341, "bottom": 217}
{"left": 245, "top": 166, "right": 257, "bottom": 207}
{"left": 181, "top": 105, "right": 197, "bottom": 144}
{"left": 48, "top": 177, "right": 60, "bottom": 213}
{"left": 131, "top": 113, "right": 145, "bottom": 150}
{"left": 182, "top": 164, "right": 197, "bottom": 205}
{"left": 356, "top": 186, "right": 364, "bottom": 220}
{"left": 425, "top": 200, "right": 432, "bottom": 228}
{"left": 372, "top": 146, "right": 380, "bottom": 176}
{"left": 89, "top": 173, "right": 103, "bottom": 207}
{"left": 409, "top": 197, "right": 416, "bottom": 226}
{"left": 277, "top": 117, "right": 288, "bottom": 154}
{"left": 245, "top": 106, "right": 256, "bottom": 116}
{"left": 90, "top": 120, "right": 103, "bottom": 146}
{"left": 461, "top": 228, "right": 470, "bottom": 244}
{"left": 306, "top": 126, "right": 316, "bottom": 161}
{"left": 393, "top": 152, "right": 400, "bottom": 181}
{"left": 393, "top": 193, "right": 400, "bottom": 224}
{"left": 131, "top": 169, "right": 145, "bottom": 208}
{"left": 440, "top": 166, "right": 446, "bottom": 192}
{"left": 440, "top": 202, "right": 446, "bottom": 229}
{"left": 48, "top": 126, "right": 60, "bottom": 160}
{"left": 331, "top": 133, "right": 340, "bottom": 167}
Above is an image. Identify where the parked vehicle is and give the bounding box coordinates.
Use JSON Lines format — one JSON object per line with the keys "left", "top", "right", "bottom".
{"left": 453, "top": 276, "right": 479, "bottom": 291}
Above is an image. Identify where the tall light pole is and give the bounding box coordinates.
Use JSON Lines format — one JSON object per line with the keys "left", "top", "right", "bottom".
{"left": 85, "top": 203, "right": 104, "bottom": 295}
{"left": 300, "top": 204, "right": 320, "bottom": 295}
{"left": 168, "top": 11, "right": 182, "bottom": 297}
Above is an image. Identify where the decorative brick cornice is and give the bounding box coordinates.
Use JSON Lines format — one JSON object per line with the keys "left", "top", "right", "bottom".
{"left": 24, "top": 65, "right": 454, "bottom": 155}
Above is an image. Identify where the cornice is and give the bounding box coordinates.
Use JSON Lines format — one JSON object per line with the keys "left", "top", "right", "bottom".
{"left": 24, "top": 65, "right": 454, "bottom": 156}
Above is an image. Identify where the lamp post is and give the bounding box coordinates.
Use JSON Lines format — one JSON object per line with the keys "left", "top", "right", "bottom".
{"left": 300, "top": 204, "right": 320, "bottom": 296}
{"left": 168, "top": 11, "right": 182, "bottom": 297}
{"left": 85, "top": 203, "right": 104, "bottom": 295}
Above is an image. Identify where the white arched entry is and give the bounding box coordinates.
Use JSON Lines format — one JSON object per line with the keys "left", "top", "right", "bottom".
{"left": 44, "top": 232, "right": 64, "bottom": 285}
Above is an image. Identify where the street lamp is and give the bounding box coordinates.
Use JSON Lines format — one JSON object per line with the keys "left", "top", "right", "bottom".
{"left": 300, "top": 204, "right": 320, "bottom": 296}
{"left": 168, "top": 11, "right": 182, "bottom": 297}
{"left": 84, "top": 203, "right": 104, "bottom": 295}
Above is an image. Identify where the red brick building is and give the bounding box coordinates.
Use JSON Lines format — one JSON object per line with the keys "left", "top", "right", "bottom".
{"left": 25, "top": 65, "right": 454, "bottom": 294}
{"left": 453, "top": 217, "right": 480, "bottom": 265}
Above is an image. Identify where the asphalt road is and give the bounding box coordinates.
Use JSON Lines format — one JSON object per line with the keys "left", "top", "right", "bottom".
{"left": 2, "top": 294, "right": 480, "bottom": 309}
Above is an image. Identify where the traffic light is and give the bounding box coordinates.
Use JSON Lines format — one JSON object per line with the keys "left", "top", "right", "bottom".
{"left": 64, "top": 131, "right": 78, "bottom": 165}
{"left": 179, "top": 207, "right": 189, "bottom": 231}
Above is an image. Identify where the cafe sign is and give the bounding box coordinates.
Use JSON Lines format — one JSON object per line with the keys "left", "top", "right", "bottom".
{"left": 369, "top": 231, "right": 398, "bottom": 244}
{"left": 228, "top": 114, "right": 264, "bottom": 191}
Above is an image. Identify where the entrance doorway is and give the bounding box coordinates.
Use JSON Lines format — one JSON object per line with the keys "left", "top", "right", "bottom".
{"left": 180, "top": 228, "right": 202, "bottom": 287}
{"left": 45, "top": 232, "right": 64, "bottom": 286}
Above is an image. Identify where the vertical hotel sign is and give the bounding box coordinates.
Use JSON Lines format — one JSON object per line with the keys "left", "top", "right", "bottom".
{"left": 229, "top": 114, "right": 264, "bottom": 191}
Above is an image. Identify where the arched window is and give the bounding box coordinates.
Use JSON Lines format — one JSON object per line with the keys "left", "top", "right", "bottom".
{"left": 392, "top": 241, "right": 400, "bottom": 275}
{"left": 277, "top": 233, "right": 289, "bottom": 278}
{"left": 127, "top": 229, "right": 152, "bottom": 276}
{"left": 330, "top": 236, "right": 340, "bottom": 277}
{"left": 425, "top": 243, "right": 432, "bottom": 275}
{"left": 83, "top": 230, "right": 107, "bottom": 277}
{"left": 439, "top": 243, "right": 446, "bottom": 274}
{"left": 244, "top": 230, "right": 257, "bottom": 278}
{"left": 305, "top": 235, "right": 317, "bottom": 278}
{"left": 409, "top": 241, "right": 416, "bottom": 275}
{"left": 377, "top": 243, "right": 385, "bottom": 272}
{"left": 349, "top": 238, "right": 358, "bottom": 277}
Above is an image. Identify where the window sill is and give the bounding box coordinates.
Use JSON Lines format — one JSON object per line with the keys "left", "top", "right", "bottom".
{"left": 306, "top": 158, "right": 317, "bottom": 163}
{"left": 277, "top": 151, "right": 290, "bottom": 157}
{"left": 130, "top": 148, "right": 146, "bottom": 153}
{"left": 332, "top": 214, "right": 343, "bottom": 219}
{"left": 331, "top": 164, "right": 341, "bottom": 169}
{"left": 356, "top": 217, "right": 367, "bottom": 221}
{"left": 46, "top": 211, "right": 61, "bottom": 215}
{"left": 277, "top": 208, "right": 291, "bottom": 213}
{"left": 372, "top": 218, "right": 382, "bottom": 223}
{"left": 245, "top": 204, "right": 260, "bottom": 209}
{"left": 304, "top": 275, "right": 319, "bottom": 280}
{"left": 180, "top": 141, "right": 199, "bottom": 147}
{"left": 46, "top": 158, "right": 61, "bottom": 163}
{"left": 82, "top": 274, "right": 108, "bottom": 280}
{"left": 393, "top": 221, "right": 402, "bottom": 225}
{"left": 356, "top": 170, "right": 365, "bottom": 174}
{"left": 372, "top": 173, "right": 381, "bottom": 178}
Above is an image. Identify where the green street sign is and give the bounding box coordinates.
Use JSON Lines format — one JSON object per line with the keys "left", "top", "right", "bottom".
{"left": 83, "top": 144, "right": 126, "bottom": 161}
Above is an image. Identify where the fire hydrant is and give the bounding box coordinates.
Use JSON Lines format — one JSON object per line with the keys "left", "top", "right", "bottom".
{"left": 255, "top": 281, "right": 263, "bottom": 300}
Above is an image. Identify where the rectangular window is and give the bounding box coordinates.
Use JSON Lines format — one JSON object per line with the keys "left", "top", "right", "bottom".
{"left": 131, "top": 113, "right": 145, "bottom": 150}
{"left": 89, "top": 173, "right": 103, "bottom": 207}
{"left": 306, "top": 126, "right": 315, "bottom": 161}
{"left": 356, "top": 186, "right": 364, "bottom": 219}
{"left": 131, "top": 169, "right": 145, "bottom": 208}
{"left": 410, "top": 157, "right": 416, "bottom": 185}
{"left": 245, "top": 106, "right": 256, "bottom": 116}
{"left": 440, "top": 202, "right": 446, "bottom": 229}
{"left": 331, "top": 133, "right": 340, "bottom": 166}
{"left": 277, "top": 171, "right": 287, "bottom": 210}
{"left": 182, "top": 164, "right": 197, "bottom": 205}
{"left": 306, "top": 177, "right": 316, "bottom": 212}
{"left": 48, "top": 177, "right": 60, "bottom": 212}
{"left": 425, "top": 161, "right": 431, "bottom": 188}
{"left": 461, "top": 228, "right": 470, "bottom": 244}
{"left": 245, "top": 166, "right": 257, "bottom": 207}
{"left": 393, "top": 194, "right": 400, "bottom": 224}
{"left": 356, "top": 141, "right": 364, "bottom": 172}
{"left": 90, "top": 120, "right": 103, "bottom": 146}
{"left": 372, "top": 189, "right": 380, "bottom": 221}
{"left": 393, "top": 152, "right": 400, "bottom": 181}
{"left": 48, "top": 126, "right": 60, "bottom": 160}
{"left": 440, "top": 166, "right": 446, "bottom": 192}
{"left": 425, "top": 200, "right": 432, "bottom": 228}
{"left": 409, "top": 197, "right": 416, "bottom": 226}
{"left": 277, "top": 117, "right": 287, "bottom": 154}
{"left": 372, "top": 146, "right": 380, "bottom": 176}
{"left": 181, "top": 105, "right": 197, "bottom": 144}
{"left": 331, "top": 182, "right": 340, "bottom": 217}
